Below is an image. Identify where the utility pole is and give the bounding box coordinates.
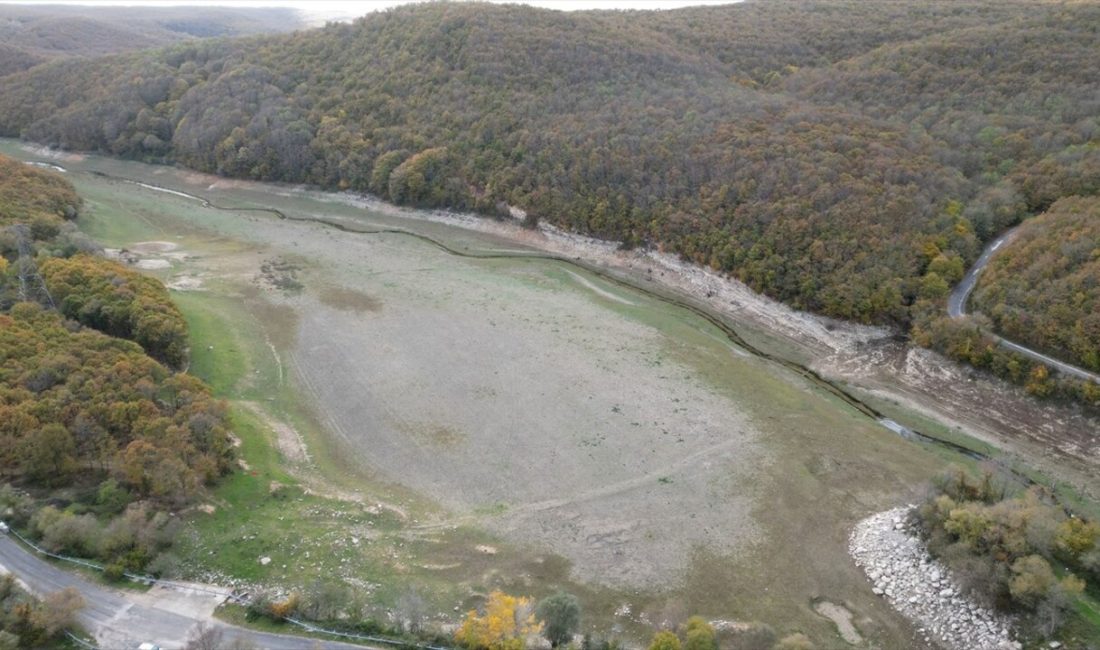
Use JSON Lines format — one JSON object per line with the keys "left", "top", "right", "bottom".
{"left": 10, "top": 224, "right": 56, "bottom": 309}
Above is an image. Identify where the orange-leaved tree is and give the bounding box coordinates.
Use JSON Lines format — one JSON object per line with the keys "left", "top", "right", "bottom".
{"left": 456, "top": 591, "right": 543, "bottom": 650}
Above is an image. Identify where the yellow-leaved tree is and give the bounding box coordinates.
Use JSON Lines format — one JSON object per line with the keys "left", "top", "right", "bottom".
{"left": 456, "top": 591, "right": 543, "bottom": 650}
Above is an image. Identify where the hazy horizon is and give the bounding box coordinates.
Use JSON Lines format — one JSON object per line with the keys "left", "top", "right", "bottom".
{"left": 0, "top": 0, "right": 744, "bottom": 26}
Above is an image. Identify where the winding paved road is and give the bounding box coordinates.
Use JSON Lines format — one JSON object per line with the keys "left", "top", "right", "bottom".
{"left": 947, "top": 227, "right": 1100, "bottom": 384}
{"left": 0, "top": 534, "right": 376, "bottom": 650}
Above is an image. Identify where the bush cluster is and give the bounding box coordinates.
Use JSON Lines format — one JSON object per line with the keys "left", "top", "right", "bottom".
{"left": 915, "top": 468, "right": 1099, "bottom": 638}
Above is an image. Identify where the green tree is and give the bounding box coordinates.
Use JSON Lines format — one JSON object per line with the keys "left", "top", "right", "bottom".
{"left": 17, "top": 424, "right": 75, "bottom": 484}
{"left": 682, "top": 617, "right": 716, "bottom": 650}
{"left": 647, "top": 631, "right": 681, "bottom": 650}
{"left": 536, "top": 592, "right": 581, "bottom": 647}
{"left": 1009, "top": 554, "right": 1056, "bottom": 607}
{"left": 775, "top": 633, "right": 815, "bottom": 650}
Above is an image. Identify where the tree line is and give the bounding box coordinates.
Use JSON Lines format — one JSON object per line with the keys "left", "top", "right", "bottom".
{"left": 40, "top": 254, "right": 190, "bottom": 368}
{"left": 0, "top": 157, "right": 234, "bottom": 576}
{"left": 0, "top": 0, "right": 1096, "bottom": 398}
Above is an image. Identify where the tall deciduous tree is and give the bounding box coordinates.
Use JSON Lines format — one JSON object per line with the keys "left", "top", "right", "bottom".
{"left": 456, "top": 591, "right": 542, "bottom": 650}
{"left": 536, "top": 592, "right": 581, "bottom": 647}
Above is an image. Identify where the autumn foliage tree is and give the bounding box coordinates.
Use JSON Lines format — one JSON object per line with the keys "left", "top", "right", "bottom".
{"left": 40, "top": 254, "right": 189, "bottom": 368}
{"left": 456, "top": 591, "right": 543, "bottom": 650}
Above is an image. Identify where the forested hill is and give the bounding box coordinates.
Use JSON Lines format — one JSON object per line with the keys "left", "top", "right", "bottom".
{"left": 0, "top": 4, "right": 301, "bottom": 75}
{"left": 1, "top": 157, "right": 235, "bottom": 577}
{"left": 971, "top": 196, "right": 1100, "bottom": 375}
{"left": 0, "top": 1, "right": 1096, "bottom": 326}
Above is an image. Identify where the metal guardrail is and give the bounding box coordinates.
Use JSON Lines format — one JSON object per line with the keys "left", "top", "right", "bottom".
{"left": 8, "top": 526, "right": 451, "bottom": 649}
{"left": 283, "top": 616, "right": 450, "bottom": 650}
{"left": 8, "top": 527, "right": 242, "bottom": 602}
{"left": 65, "top": 630, "right": 101, "bottom": 650}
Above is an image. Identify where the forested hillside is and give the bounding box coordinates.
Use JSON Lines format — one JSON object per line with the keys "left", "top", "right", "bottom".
{"left": 0, "top": 1, "right": 1096, "bottom": 332}
{"left": 0, "top": 4, "right": 301, "bottom": 76}
{"left": 0, "top": 157, "right": 234, "bottom": 574}
{"left": 40, "top": 255, "right": 190, "bottom": 368}
{"left": 971, "top": 197, "right": 1100, "bottom": 374}
{"left": 0, "top": 155, "right": 81, "bottom": 231}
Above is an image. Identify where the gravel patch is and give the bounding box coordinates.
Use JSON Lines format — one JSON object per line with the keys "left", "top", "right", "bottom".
{"left": 134, "top": 258, "right": 171, "bottom": 270}
{"left": 849, "top": 507, "right": 1020, "bottom": 650}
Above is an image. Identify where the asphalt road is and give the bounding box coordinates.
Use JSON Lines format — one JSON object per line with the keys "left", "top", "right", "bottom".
{"left": 947, "top": 226, "right": 1100, "bottom": 384}
{"left": 0, "top": 534, "right": 378, "bottom": 650}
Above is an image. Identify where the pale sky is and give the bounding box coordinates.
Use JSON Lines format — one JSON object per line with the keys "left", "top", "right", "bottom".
{"left": 0, "top": 0, "right": 743, "bottom": 26}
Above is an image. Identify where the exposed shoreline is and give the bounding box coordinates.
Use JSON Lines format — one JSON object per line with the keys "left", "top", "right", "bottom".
{"left": 849, "top": 507, "right": 1019, "bottom": 650}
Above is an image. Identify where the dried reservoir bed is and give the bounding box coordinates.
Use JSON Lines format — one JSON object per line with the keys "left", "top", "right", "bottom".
{"left": 4, "top": 140, "right": 957, "bottom": 648}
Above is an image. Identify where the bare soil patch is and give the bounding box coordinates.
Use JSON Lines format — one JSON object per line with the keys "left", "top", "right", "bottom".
{"left": 813, "top": 601, "right": 862, "bottom": 645}
{"left": 240, "top": 401, "right": 311, "bottom": 465}
{"left": 318, "top": 285, "right": 383, "bottom": 313}
{"left": 129, "top": 240, "right": 179, "bottom": 254}
{"left": 281, "top": 235, "right": 767, "bottom": 587}
{"left": 134, "top": 258, "right": 171, "bottom": 269}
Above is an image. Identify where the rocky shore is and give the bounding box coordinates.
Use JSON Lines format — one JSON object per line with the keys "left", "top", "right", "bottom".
{"left": 849, "top": 506, "right": 1020, "bottom": 650}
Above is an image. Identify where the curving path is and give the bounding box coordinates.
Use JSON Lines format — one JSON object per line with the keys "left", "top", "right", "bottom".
{"left": 948, "top": 226, "right": 1100, "bottom": 384}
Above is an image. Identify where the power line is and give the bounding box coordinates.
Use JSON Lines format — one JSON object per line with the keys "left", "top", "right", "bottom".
{"left": 9, "top": 223, "right": 56, "bottom": 309}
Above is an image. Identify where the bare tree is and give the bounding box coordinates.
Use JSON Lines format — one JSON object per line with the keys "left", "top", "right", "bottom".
{"left": 37, "top": 587, "right": 84, "bottom": 636}
{"left": 185, "top": 621, "right": 225, "bottom": 650}
{"left": 396, "top": 587, "right": 427, "bottom": 633}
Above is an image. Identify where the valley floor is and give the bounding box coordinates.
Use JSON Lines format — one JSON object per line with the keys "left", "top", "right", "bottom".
{"left": 5, "top": 139, "right": 1096, "bottom": 649}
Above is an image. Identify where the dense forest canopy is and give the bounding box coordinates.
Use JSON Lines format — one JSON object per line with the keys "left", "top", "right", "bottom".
{"left": 0, "top": 304, "right": 232, "bottom": 500}
{"left": 40, "top": 255, "right": 190, "bottom": 369}
{"left": 0, "top": 1, "right": 1096, "bottom": 331}
{"left": 0, "top": 155, "right": 81, "bottom": 232}
{"left": 971, "top": 197, "right": 1100, "bottom": 374}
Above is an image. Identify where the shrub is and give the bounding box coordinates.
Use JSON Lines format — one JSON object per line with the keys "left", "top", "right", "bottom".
{"left": 647, "top": 631, "right": 680, "bottom": 650}
{"left": 103, "top": 563, "right": 126, "bottom": 582}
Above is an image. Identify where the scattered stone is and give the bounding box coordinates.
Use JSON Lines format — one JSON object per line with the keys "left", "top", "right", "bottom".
{"left": 259, "top": 556, "right": 271, "bottom": 566}
{"left": 849, "top": 506, "right": 1019, "bottom": 650}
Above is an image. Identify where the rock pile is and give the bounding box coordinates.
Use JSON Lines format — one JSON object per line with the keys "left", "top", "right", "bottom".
{"left": 849, "top": 506, "right": 1020, "bottom": 650}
